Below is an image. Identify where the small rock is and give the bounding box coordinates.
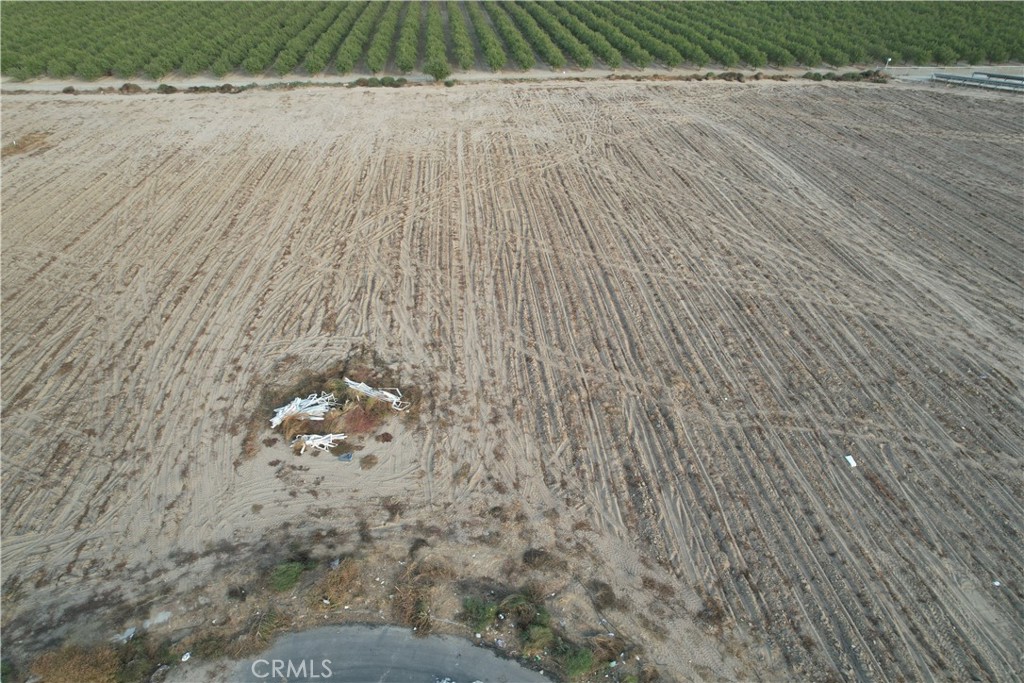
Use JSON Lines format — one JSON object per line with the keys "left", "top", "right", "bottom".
{"left": 148, "top": 664, "right": 171, "bottom": 683}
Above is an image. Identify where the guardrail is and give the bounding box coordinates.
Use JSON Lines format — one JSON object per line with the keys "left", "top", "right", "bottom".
{"left": 932, "top": 73, "right": 1024, "bottom": 92}
{"left": 972, "top": 71, "right": 1024, "bottom": 83}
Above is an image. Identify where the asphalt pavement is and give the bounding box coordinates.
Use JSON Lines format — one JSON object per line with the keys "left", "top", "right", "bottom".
{"left": 229, "top": 624, "right": 552, "bottom": 683}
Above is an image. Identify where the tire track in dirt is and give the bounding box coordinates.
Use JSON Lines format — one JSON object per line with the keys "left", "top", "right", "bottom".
{"left": 2, "top": 83, "right": 1020, "bottom": 680}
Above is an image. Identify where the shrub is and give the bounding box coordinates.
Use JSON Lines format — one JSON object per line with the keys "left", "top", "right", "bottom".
{"left": 556, "top": 643, "right": 595, "bottom": 679}
{"left": 444, "top": 79, "right": 455, "bottom": 87}
{"left": 461, "top": 596, "right": 499, "bottom": 630}
{"left": 522, "top": 625, "right": 554, "bottom": 655}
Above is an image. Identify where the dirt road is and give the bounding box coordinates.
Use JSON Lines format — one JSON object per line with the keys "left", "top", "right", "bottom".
{"left": 2, "top": 80, "right": 1021, "bottom": 680}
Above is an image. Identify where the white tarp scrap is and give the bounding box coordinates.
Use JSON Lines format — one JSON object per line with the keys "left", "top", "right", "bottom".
{"left": 343, "top": 377, "right": 410, "bottom": 411}
{"left": 270, "top": 392, "right": 338, "bottom": 428}
{"left": 292, "top": 433, "right": 347, "bottom": 455}
{"left": 846, "top": 455, "right": 857, "bottom": 468}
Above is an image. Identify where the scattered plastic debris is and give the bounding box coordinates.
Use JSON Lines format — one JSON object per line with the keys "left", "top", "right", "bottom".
{"left": 337, "top": 452, "right": 353, "bottom": 462}
{"left": 111, "top": 626, "right": 136, "bottom": 643}
{"left": 343, "top": 377, "right": 410, "bottom": 411}
{"left": 181, "top": 652, "right": 191, "bottom": 662}
{"left": 993, "top": 581, "right": 1001, "bottom": 587}
{"left": 291, "top": 432, "right": 347, "bottom": 455}
{"left": 143, "top": 611, "right": 172, "bottom": 629}
{"left": 271, "top": 392, "right": 338, "bottom": 428}
{"left": 845, "top": 455, "right": 857, "bottom": 468}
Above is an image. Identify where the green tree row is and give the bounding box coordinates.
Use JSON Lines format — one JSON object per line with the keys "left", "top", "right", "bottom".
{"left": 2, "top": 2, "right": 1021, "bottom": 81}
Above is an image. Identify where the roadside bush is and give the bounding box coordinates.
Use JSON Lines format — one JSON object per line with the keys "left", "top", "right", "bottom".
{"left": 461, "top": 596, "right": 499, "bottom": 630}
{"left": 522, "top": 625, "right": 554, "bottom": 655}
{"left": 556, "top": 642, "right": 595, "bottom": 679}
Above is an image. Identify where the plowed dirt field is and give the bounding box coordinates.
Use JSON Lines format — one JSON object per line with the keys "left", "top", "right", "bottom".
{"left": 2, "top": 80, "right": 1022, "bottom": 680}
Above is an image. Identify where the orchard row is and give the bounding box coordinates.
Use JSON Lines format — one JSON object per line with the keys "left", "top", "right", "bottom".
{"left": 2, "top": 1, "right": 1021, "bottom": 81}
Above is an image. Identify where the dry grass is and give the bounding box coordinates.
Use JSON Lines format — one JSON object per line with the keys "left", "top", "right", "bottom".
{"left": 30, "top": 644, "right": 119, "bottom": 683}
{"left": 390, "top": 559, "right": 456, "bottom": 636}
{"left": 342, "top": 403, "right": 387, "bottom": 435}
{"left": 588, "top": 579, "right": 622, "bottom": 611}
{"left": 359, "top": 454, "right": 378, "bottom": 470}
{"left": 382, "top": 496, "right": 405, "bottom": 522}
{"left": 641, "top": 575, "right": 676, "bottom": 600}
{"left": 232, "top": 608, "right": 291, "bottom": 657}
{"left": 316, "top": 557, "right": 362, "bottom": 606}
{"left": 590, "top": 633, "right": 632, "bottom": 663}
{"left": 522, "top": 548, "right": 568, "bottom": 572}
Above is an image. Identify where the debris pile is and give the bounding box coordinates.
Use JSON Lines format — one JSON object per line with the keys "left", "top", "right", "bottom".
{"left": 269, "top": 392, "right": 338, "bottom": 429}
{"left": 291, "top": 433, "right": 347, "bottom": 456}
{"left": 343, "top": 377, "right": 410, "bottom": 411}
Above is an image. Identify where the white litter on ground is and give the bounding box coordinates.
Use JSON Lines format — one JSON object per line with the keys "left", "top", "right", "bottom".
{"left": 846, "top": 455, "right": 857, "bottom": 468}
{"left": 270, "top": 392, "right": 338, "bottom": 428}
{"left": 292, "top": 433, "right": 347, "bottom": 455}
{"left": 343, "top": 377, "right": 410, "bottom": 411}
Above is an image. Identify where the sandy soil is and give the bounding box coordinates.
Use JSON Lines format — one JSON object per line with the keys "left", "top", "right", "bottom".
{"left": 2, "top": 79, "right": 1022, "bottom": 681}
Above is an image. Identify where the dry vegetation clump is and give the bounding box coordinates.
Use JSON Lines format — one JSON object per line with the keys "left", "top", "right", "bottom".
{"left": 316, "top": 557, "right": 362, "bottom": 606}
{"left": 381, "top": 496, "right": 406, "bottom": 522}
{"left": 30, "top": 643, "right": 119, "bottom": 683}
{"left": 641, "top": 575, "right": 676, "bottom": 600}
{"left": 696, "top": 595, "right": 728, "bottom": 634}
{"left": 341, "top": 402, "right": 387, "bottom": 435}
{"left": 588, "top": 579, "right": 624, "bottom": 611}
{"left": 522, "top": 547, "right": 568, "bottom": 572}
{"left": 359, "top": 454, "right": 378, "bottom": 470}
{"left": 231, "top": 608, "right": 291, "bottom": 657}
{"left": 391, "top": 559, "right": 456, "bottom": 636}
{"left": 281, "top": 415, "right": 318, "bottom": 443}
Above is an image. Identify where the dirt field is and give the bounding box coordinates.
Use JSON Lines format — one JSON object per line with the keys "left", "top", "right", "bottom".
{"left": 2, "top": 80, "right": 1022, "bottom": 681}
